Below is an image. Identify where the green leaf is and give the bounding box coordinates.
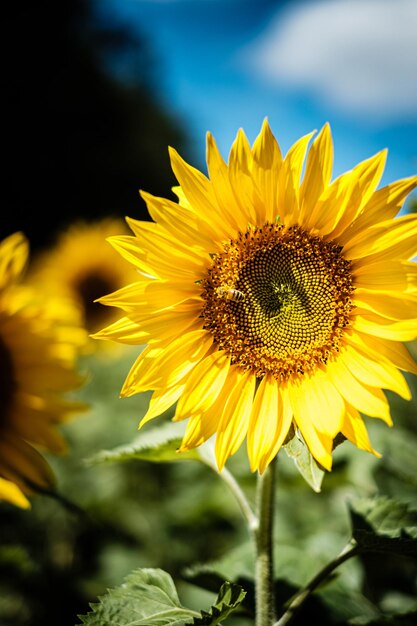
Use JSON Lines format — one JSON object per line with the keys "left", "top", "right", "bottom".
{"left": 349, "top": 495, "right": 417, "bottom": 557}
{"left": 192, "top": 581, "right": 246, "bottom": 625}
{"left": 77, "top": 568, "right": 245, "bottom": 626}
{"left": 86, "top": 421, "right": 202, "bottom": 466}
{"left": 77, "top": 567, "right": 198, "bottom": 625}
{"left": 283, "top": 428, "right": 325, "bottom": 492}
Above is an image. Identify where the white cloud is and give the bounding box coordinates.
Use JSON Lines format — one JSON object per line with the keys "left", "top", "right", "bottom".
{"left": 241, "top": 0, "right": 417, "bottom": 120}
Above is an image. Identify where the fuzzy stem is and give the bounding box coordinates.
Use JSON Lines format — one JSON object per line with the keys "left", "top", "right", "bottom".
{"left": 255, "top": 458, "right": 277, "bottom": 626}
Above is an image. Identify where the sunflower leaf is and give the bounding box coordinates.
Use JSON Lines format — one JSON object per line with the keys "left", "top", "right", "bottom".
{"left": 86, "top": 421, "right": 202, "bottom": 465}
{"left": 282, "top": 429, "right": 325, "bottom": 492}
{"left": 191, "top": 581, "right": 246, "bottom": 625}
{"left": 349, "top": 495, "right": 417, "bottom": 557}
{"left": 76, "top": 567, "right": 197, "bottom": 625}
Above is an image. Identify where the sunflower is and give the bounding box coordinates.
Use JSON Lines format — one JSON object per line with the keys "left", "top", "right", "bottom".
{"left": 94, "top": 121, "right": 417, "bottom": 474}
{"left": 29, "top": 218, "right": 139, "bottom": 341}
{"left": 0, "top": 232, "right": 87, "bottom": 508}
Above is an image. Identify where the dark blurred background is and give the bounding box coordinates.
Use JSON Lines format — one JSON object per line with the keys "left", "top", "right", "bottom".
{"left": 2, "top": 0, "right": 189, "bottom": 253}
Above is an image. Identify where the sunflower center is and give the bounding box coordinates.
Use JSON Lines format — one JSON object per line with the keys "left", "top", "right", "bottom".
{"left": 201, "top": 224, "right": 354, "bottom": 382}
{"left": 0, "top": 335, "right": 16, "bottom": 429}
{"left": 74, "top": 273, "right": 116, "bottom": 333}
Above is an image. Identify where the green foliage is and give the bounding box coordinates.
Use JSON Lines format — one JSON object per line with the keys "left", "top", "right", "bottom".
{"left": 191, "top": 581, "right": 246, "bottom": 625}
{"left": 77, "top": 568, "right": 197, "bottom": 625}
{"left": 87, "top": 421, "right": 202, "bottom": 466}
{"left": 350, "top": 496, "right": 417, "bottom": 556}
{"left": 77, "top": 568, "right": 245, "bottom": 626}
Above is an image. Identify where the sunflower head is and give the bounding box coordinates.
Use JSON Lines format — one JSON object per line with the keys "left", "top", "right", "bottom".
{"left": 0, "top": 232, "right": 88, "bottom": 508}
{"left": 28, "top": 218, "right": 139, "bottom": 345}
{"left": 94, "top": 120, "right": 417, "bottom": 475}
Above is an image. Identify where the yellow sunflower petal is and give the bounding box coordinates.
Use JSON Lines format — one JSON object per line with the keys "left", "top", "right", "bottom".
{"left": 179, "top": 367, "right": 246, "bottom": 452}
{"left": 0, "top": 232, "right": 28, "bottom": 291}
{"left": 135, "top": 282, "right": 202, "bottom": 314}
{"left": 353, "top": 260, "right": 417, "bottom": 292}
{"left": 93, "top": 303, "right": 201, "bottom": 346}
{"left": 251, "top": 118, "right": 283, "bottom": 223}
{"left": 121, "top": 329, "right": 213, "bottom": 396}
{"left": 168, "top": 147, "right": 229, "bottom": 241}
{"left": 247, "top": 376, "right": 292, "bottom": 474}
{"left": 329, "top": 150, "right": 387, "bottom": 239}
{"left": 340, "top": 343, "right": 411, "bottom": 400}
{"left": 354, "top": 290, "right": 417, "bottom": 322}
{"left": 174, "top": 350, "right": 231, "bottom": 420}
{"left": 299, "top": 122, "right": 333, "bottom": 224}
{"left": 345, "top": 214, "right": 417, "bottom": 261}
{"left": 140, "top": 383, "right": 186, "bottom": 427}
{"left": 353, "top": 313, "right": 417, "bottom": 342}
{"left": 215, "top": 367, "right": 256, "bottom": 471}
{"left": 287, "top": 387, "right": 334, "bottom": 471}
{"left": 139, "top": 191, "right": 215, "bottom": 250}
{"left": 126, "top": 218, "right": 208, "bottom": 268}
{"left": 133, "top": 306, "right": 203, "bottom": 344}
{"left": 338, "top": 175, "right": 417, "bottom": 245}
{"left": 228, "top": 128, "right": 259, "bottom": 226}
{"left": 206, "top": 132, "right": 248, "bottom": 233}
{"left": 280, "top": 131, "right": 315, "bottom": 226}
{"left": 0, "top": 477, "right": 30, "bottom": 509}
{"left": 179, "top": 412, "right": 218, "bottom": 451}
{"left": 97, "top": 281, "right": 147, "bottom": 310}
{"left": 92, "top": 316, "right": 149, "bottom": 344}
{"left": 341, "top": 405, "right": 381, "bottom": 456}
{"left": 106, "top": 235, "right": 159, "bottom": 278}
{"left": 347, "top": 331, "right": 417, "bottom": 375}
{"left": 288, "top": 368, "right": 345, "bottom": 437}
{"left": 109, "top": 231, "right": 204, "bottom": 280}
{"left": 326, "top": 357, "right": 392, "bottom": 424}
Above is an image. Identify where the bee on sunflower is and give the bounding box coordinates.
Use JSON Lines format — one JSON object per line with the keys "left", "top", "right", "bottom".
{"left": 93, "top": 121, "right": 417, "bottom": 474}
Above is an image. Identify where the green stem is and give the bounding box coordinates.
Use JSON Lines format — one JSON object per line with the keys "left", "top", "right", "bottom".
{"left": 217, "top": 464, "right": 258, "bottom": 533}
{"left": 273, "top": 540, "right": 360, "bottom": 626}
{"left": 255, "top": 457, "right": 277, "bottom": 626}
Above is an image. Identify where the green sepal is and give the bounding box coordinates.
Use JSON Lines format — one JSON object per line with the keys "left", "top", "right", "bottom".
{"left": 282, "top": 427, "right": 326, "bottom": 492}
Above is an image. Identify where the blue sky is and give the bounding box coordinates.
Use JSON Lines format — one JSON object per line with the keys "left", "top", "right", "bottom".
{"left": 97, "top": 0, "right": 417, "bottom": 196}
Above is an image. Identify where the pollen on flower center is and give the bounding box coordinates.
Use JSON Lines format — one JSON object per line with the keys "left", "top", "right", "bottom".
{"left": 201, "top": 223, "right": 355, "bottom": 382}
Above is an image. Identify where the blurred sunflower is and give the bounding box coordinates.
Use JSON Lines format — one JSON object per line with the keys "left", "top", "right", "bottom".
{"left": 94, "top": 121, "right": 417, "bottom": 473}
{"left": 29, "top": 218, "right": 138, "bottom": 342}
{"left": 0, "top": 232, "right": 87, "bottom": 508}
